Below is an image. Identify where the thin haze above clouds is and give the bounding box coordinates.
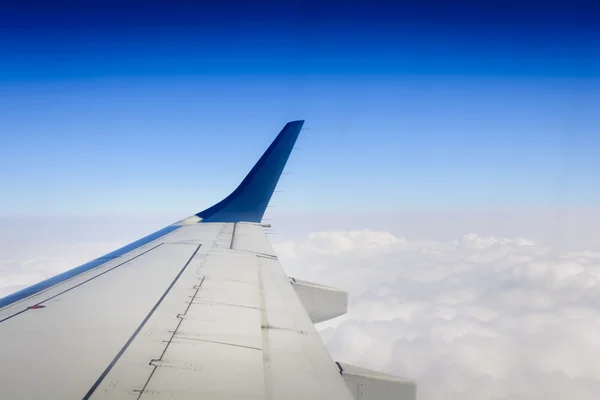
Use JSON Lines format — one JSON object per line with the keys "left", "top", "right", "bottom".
{"left": 2, "top": 215, "right": 600, "bottom": 400}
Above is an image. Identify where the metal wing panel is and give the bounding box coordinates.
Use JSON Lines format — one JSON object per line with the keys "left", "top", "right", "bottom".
{"left": 0, "top": 241, "right": 206, "bottom": 399}
{"left": 0, "top": 225, "right": 354, "bottom": 400}
{"left": 251, "top": 234, "right": 353, "bottom": 400}
{"left": 207, "top": 222, "right": 354, "bottom": 399}
{"left": 0, "top": 221, "right": 354, "bottom": 400}
{"left": 93, "top": 222, "right": 353, "bottom": 399}
{"left": 86, "top": 223, "right": 267, "bottom": 399}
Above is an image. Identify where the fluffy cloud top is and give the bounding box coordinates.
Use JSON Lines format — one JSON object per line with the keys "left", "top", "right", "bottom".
{"left": 274, "top": 230, "right": 600, "bottom": 400}
{"left": 2, "top": 223, "right": 600, "bottom": 399}
{"left": 305, "top": 229, "right": 408, "bottom": 255}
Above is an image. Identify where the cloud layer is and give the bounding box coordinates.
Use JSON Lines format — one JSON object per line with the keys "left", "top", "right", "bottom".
{"left": 274, "top": 230, "right": 600, "bottom": 400}
{"left": 2, "top": 221, "right": 600, "bottom": 399}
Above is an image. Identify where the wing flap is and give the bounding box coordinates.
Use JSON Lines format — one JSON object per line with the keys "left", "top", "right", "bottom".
{"left": 337, "top": 362, "right": 417, "bottom": 400}
{"left": 139, "top": 339, "right": 265, "bottom": 399}
{"left": 86, "top": 223, "right": 353, "bottom": 399}
{"left": 291, "top": 278, "right": 348, "bottom": 323}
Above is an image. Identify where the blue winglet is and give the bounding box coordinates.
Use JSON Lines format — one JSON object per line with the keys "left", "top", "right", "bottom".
{"left": 196, "top": 120, "right": 304, "bottom": 223}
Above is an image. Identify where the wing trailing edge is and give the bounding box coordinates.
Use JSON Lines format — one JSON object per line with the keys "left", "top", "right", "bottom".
{"left": 196, "top": 120, "right": 304, "bottom": 223}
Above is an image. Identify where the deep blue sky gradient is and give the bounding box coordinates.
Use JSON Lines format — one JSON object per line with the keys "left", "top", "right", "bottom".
{"left": 1, "top": 1, "right": 599, "bottom": 216}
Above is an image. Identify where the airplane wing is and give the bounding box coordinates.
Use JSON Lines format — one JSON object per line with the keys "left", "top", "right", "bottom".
{"left": 0, "top": 121, "right": 415, "bottom": 400}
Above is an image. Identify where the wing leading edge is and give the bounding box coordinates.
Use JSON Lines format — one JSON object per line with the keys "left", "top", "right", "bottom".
{"left": 0, "top": 120, "right": 416, "bottom": 400}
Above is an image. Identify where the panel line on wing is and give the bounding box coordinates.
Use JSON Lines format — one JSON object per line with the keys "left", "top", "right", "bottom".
{"left": 135, "top": 274, "right": 207, "bottom": 399}
{"left": 82, "top": 244, "right": 202, "bottom": 400}
{"left": 168, "top": 337, "right": 262, "bottom": 352}
{"left": 258, "top": 256, "right": 274, "bottom": 400}
{"left": 230, "top": 248, "right": 279, "bottom": 259}
{"left": 191, "top": 299, "right": 262, "bottom": 310}
{"left": 230, "top": 222, "right": 237, "bottom": 249}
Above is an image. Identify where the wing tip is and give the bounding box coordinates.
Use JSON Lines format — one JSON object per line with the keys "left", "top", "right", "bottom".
{"left": 196, "top": 120, "right": 303, "bottom": 223}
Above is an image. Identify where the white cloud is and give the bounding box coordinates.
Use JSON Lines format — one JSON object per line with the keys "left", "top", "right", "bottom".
{"left": 273, "top": 230, "right": 600, "bottom": 400}
{"left": 304, "top": 229, "right": 408, "bottom": 256}
{"left": 3, "top": 217, "right": 600, "bottom": 400}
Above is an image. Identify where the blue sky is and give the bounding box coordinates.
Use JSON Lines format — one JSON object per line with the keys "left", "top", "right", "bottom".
{"left": 1, "top": 1, "right": 599, "bottom": 218}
